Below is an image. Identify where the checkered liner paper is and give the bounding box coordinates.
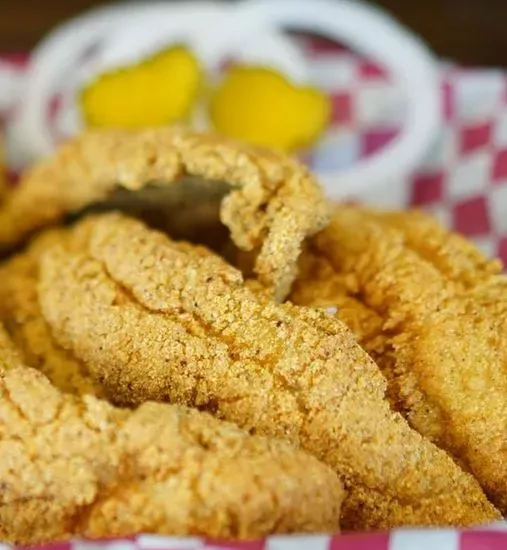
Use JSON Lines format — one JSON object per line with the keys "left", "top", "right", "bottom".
{"left": 1, "top": 36, "right": 507, "bottom": 550}
{"left": 2, "top": 528, "right": 507, "bottom": 550}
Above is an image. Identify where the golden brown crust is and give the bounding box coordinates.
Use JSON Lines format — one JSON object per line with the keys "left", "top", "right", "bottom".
{"left": 291, "top": 250, "right": 388, "bottom": 358}
{"left": 0, "top": 133, "right": 7, "bottom": 202}
{"left": 0, "top": 324, "right": 343, "bottom": 544}
{"left": 290, "top": 206, "right": 507, "bottom": 514}
{"left": 369, "top": 209, "right": 502, "bottom": 286}
{"left": 0, "top": 128, "right": 330, "bottom": 300}
{"left": 37, "top": 213, "right": 500, "bottom": 530}
{"left": 0, "top": 222, "right": 103, "bottom": 397}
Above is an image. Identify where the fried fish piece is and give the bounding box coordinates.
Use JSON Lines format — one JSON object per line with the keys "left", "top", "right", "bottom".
{"left": 37, "top": 212, "right": 500, "bottom": 530}
{"left": 290, "top": 206, "right": 507, "bottom": 514}
{"left": 367, "top": 209, "right": 502, "bottom": 286}
{"left": 0, "top": 323, "right": 342, "bottom": 544}
{"left": 0, "top": 128, "right": 330, "bottom": 300}
{"left": 0, "top": 221, "right": 103, "bottom": 396}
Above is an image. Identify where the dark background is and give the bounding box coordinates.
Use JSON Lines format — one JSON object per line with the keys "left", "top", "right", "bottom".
{"left": 0, "top": 0, "right": 506, "bottom": 66}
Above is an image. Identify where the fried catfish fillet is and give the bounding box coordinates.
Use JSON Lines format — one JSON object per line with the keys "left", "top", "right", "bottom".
{"left": 0, "top": 323, "right": 342, "bottom": 544}
{"left": 0, "top": 128, "right": 330, "bottom": 300}
{"left": 0, "top": 221, "right": 103, "bottom": 396}
{"left": 290, "top": 206, "right": 507, "bottom": 514}
{"left": 36, "top": 212, "right": 500, "bottom": 530}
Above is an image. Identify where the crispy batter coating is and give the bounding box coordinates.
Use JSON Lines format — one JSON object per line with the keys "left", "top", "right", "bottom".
{"left": 0, "top": 222, "right": 103, "bottom": 396}
{"left": 290, "top": 206, "right": 507, "bottom": 514}
{"left": 37, "top": 213, "right": 500, "bottom": 530}
{"left": 0, "top": 128, "right": 330, "bottom": 300}
{"left": 0, "top": 323, "right": 342, "bottom": 544}
{"left": 369, "top": 210, "right": 502, "bottom": 286}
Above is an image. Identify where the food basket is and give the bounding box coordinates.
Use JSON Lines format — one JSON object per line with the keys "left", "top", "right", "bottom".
{"left": 0, "top": 29, "right": 506, "bottom": 550}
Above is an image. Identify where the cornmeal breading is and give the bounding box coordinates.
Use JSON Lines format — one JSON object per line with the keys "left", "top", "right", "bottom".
{"left": 0, "top": 128, "right": 330, "bottom": 300}
{"left": 37, "top": 213, "right": 500, "bottom": 531}
{"left": 0, "top": 324, "right": 343, "bottom": 544}
{"left": 290, "top": 206, "right": 507, "bottom": 514}
{"left": 0, "top": 221, "right": 103, "bottom": 396}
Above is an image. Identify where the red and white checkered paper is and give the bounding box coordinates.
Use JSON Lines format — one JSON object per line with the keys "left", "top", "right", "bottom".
{"left": 1, "top": 37, "right": 507, "bottom": 550}
{"left": 3, "top": 527, "right": 507, "bottom": 550}
{"left": 300, "top": 36, "right": 507, "bottom": 266}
